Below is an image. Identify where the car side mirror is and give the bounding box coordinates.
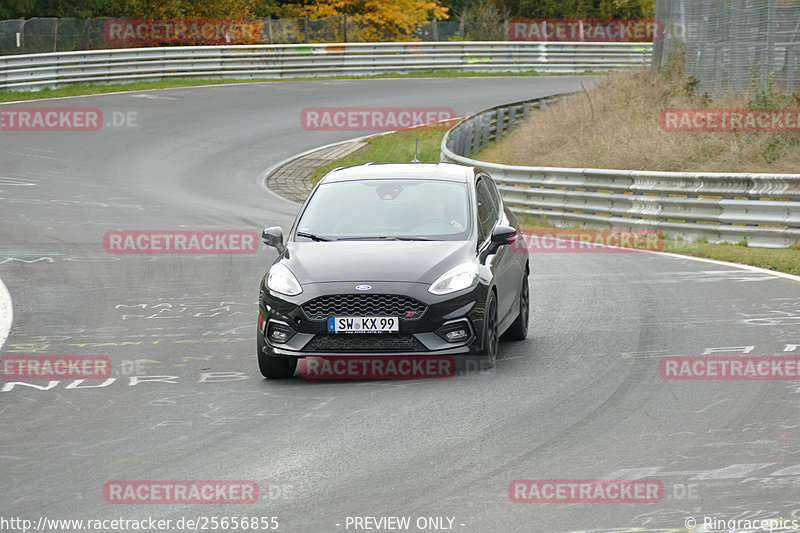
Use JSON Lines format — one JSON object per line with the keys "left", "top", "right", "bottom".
{"left": 262, "top": 227, "right": 284, "bottom": 252}
{"left": 489, "top": 225, "right": 517, "bottom": 253}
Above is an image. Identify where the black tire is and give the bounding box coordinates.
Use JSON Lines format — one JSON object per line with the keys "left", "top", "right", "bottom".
{"left": 482, "top": 291, "right": 499, "bottom": 367}
{"left": 257, "top": 330, "right": 297, "bottom": 379}
{"left": 501, "top": 267, "right": 529, "bottom": 341}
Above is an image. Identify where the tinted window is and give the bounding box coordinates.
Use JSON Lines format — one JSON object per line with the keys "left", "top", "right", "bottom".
{"left": 296, "top": 179, "right": 471, "bottom": 241}
{"left": 486, "top": 176, "right": 503, "bottom": 213}
{"left": 476, "top": 178, "right": 499, "bottom": 242}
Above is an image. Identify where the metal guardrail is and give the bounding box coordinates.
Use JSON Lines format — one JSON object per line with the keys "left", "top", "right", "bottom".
{"left": 0, "top": 41, "right": 652, "bottom": 91}
{"left": 441, "top": 95, "right": 800, "bottom": 248}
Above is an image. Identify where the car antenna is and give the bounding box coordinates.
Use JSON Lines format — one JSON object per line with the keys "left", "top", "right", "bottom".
{"left": 412, "top": 138, "right": 419, "bottom": 163}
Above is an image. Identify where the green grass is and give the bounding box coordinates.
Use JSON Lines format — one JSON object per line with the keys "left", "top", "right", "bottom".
{"left": 661, "top": 239, "right": 800, "bottom": 276}
{"left": 0, "top": 69, "right": 585, "bottom": 103}
{"left": 310, "top": 122, "right": 456, "bottom": 184}
{"left": 0, "top": 78, "right": 255, "bottom": 103}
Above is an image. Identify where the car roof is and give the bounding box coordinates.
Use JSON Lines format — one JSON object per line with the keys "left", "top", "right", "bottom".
{"left": 319, "top": 162, "right": 474, "bottom": 184}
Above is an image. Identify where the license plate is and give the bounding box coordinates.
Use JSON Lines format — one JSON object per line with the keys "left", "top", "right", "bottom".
{"left": 328, "top": 316, "right": 399, "bottom": 333}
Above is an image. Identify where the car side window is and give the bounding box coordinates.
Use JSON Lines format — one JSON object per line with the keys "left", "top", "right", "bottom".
{"left": 476, "top": 178, "right": 499, "bottom": 243}
{"left": 486, "top": 177, "right": 503, "bottom": 214}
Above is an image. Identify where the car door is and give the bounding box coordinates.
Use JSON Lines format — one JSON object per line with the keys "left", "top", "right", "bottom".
{"left": 476, "top": 175, "right": 515, "bottom": 324}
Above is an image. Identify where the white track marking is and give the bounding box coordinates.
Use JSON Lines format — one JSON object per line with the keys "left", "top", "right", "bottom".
{"left": 656, "top": 251, "right": 800, "bottom": 284}
{"left": 529, "top": 233, "right": 800, "bottom": 284}
{"left": 0, "top": 277, "right": 12, "bottom": 351}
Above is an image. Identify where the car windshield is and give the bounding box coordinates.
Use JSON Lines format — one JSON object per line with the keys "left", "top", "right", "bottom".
{"left": 295, "top": 178, "right": 471, "bottom": 241}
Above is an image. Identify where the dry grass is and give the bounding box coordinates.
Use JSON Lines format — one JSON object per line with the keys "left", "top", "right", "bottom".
{"left": 479, "top": 67, "right": 800, "bottom": 173}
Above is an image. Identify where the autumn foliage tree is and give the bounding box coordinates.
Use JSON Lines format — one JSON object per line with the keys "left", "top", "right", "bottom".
{"left": 98, "top": 0, "right": 264, "bottom": 19}
{"left": 3, "top": 0, "right": 654, "bottom": 23}
{"left": 488, "top": 0, "right": 655, "bottom": 19}
{"left": 276, "top": 0, "right": 449, "bottom": 41}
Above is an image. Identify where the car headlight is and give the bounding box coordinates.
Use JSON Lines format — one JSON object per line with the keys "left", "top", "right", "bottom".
{"left": 428, "top": 262, "right": 479, "bottom": 295}
{"left": 267, "top": 263, "right": 302, "bottom": 296}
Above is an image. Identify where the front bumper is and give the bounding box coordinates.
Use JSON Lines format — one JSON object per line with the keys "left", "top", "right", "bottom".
{"left": 259, "top": 280, "right": 489, "bottom": 358}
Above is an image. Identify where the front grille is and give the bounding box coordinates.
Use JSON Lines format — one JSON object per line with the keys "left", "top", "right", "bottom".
{"left": 302, "top": 294, "right": 427, "bottom": 321}
{"left": 305, "top": 334, "right": 427, "bottom": 353}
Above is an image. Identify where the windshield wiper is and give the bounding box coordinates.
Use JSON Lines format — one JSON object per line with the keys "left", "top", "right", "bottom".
{"left": 296, "top": 231, "right": 330, "bottom": 242}
{"left": 333, "top": 236, "right": 434, "bottom": 241}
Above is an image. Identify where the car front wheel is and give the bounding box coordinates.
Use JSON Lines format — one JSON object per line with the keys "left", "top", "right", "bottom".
{"left": 501, "top": 267, "right": 529, "bottom": 341}
{"left": 482, "top": 291, "right": 499, "bottom": 367}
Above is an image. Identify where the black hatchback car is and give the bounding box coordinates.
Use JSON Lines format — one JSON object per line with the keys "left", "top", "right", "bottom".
{"left": 257, "top": 162, "right": 529, "bottom": 378}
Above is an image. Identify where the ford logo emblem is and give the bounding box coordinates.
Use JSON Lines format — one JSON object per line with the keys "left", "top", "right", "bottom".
{"left": 355, "top": 284, "right": 372, "bottom": 291}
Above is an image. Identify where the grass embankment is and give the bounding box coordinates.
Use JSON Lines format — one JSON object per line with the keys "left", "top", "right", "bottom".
{"left": 471, "top": 65, "right": 799, "bottom": 272}
{"left": 316, "top": 126, "right": 800, "bottom": 277}
{"left": 0, "top": 70, "right": 569, "bottom": 103}
{"left": 659, "top": 240, "right": 800, "bottom": 276}
{"left": 311, "top": 122, "right": 456, "bottom": 184}
{"left": 477, "top": 67, "right": 800, "bottom": 173}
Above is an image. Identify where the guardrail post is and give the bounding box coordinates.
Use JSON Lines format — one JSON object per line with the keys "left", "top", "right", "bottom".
{"left": 481, "top": 114, "right": 491, "bottom": 150}
{"left": 471, "top": 118, "right": 482, "bottom": 154}
{"left": 20, "top": 18, "right": 27, "bottom": 53}
{"left": 458, "top": 125, "right": 470, "bottom": 156}
{"left": 83, "top": 18, "right": 90, "bottom": 50}
{"left": 496, "top": 108, "right": 506, "bottom": 139}
{"left": 513, "top": 104, "right": 524, "bottom": 128}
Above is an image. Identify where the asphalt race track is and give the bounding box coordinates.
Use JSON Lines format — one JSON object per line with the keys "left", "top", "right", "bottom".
{"left": 2, "top": 76, "right": 800, "bottom": 533}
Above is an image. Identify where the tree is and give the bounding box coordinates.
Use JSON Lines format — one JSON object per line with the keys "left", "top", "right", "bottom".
{"left": 0, "top": 0, "right": 108, "bottom": 18}
{"left": 609, "top": 0, "right": 656, "bottom": 18}
{"left": 98, "top": 0, "right": 264, "bottom": 19}
{"left": 496, "top": 0, "right": 654, "bottom": 19}
{"left": 0, "top": 0, "right": 37, "bottom": 19}
{"left": 276, "top": 0, "right": 449, "bottom": 41}
{"left": 439, "top": 0, "right": 481, "bottom": 20}
{"left": 461, "top": 1, "right": 508, "bottom": 40}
